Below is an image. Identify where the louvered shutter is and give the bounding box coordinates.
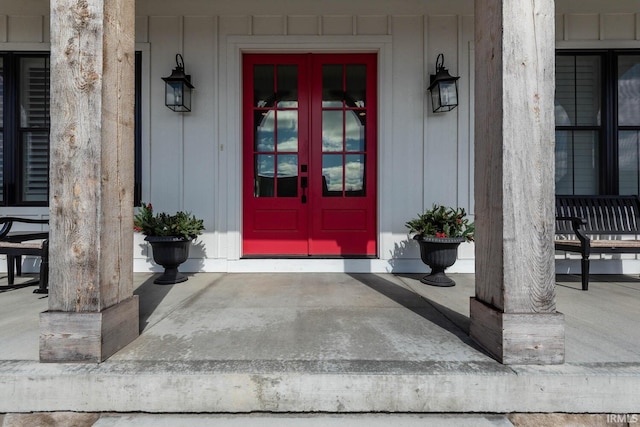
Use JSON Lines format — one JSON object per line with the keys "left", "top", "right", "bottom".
{"left": 19, "top": 57, "right": 50, "bottom": 203}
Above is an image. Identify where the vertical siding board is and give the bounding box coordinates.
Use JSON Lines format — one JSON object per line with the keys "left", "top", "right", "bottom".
{"left": 135, "top": 15, "right": 149, "bottom": 43}
{"left": 556, "top": 13, "right": 565, "bottom": 42}
{"left": 390, "top": 15, "right": 424, "bottom": 248}
{"left": 216, "top": 15, "right": 240, "bottom": 260}
{"left": 183, "top": 16, "right": 217, "bottom": 258}
{"left": 458, "top": 16, "right": 475, "bottom": 217}
{"left": 0, "top": 16, "right": 7, "bottom": 42}
{"left": 425, "top": 15, "right": 459, "bottom": 208}
{"left": 148, "top": 16, "right": 184, "bottom": 213}
{"left": 43, "top": 14, "right": 49, "bottom": 43}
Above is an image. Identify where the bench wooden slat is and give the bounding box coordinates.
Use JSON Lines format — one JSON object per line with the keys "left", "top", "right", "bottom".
{"left": 0, "top": 242, "right": 45, "bottom": 250}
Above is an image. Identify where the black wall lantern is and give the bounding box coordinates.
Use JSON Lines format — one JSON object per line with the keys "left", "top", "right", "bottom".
{"left": 427, "top": 54, "right": 460, "bottom": 113}
{"left": 162, "top": 54, "right": 194, "bottom": 112}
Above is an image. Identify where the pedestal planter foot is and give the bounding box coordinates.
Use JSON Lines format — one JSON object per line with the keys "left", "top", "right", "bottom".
{"left": 153, "top": 266, "right": 188, "bottom": 285}
{"left": 420, "top": 270, "right": 456, "bottom": 287}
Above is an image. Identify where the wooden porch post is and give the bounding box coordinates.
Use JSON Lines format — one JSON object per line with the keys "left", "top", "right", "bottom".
{"left": 40, "top": 0, "right": 139, "bottom": 362}
{"left": 470, "top": 0, "right": 565, "bottom": 364}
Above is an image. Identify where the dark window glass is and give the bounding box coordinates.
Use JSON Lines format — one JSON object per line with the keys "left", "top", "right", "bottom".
{"left": 617, "top": 54, "right": 640, "bottom": 194}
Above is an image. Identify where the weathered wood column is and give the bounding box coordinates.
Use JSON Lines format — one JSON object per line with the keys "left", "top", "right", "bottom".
{"left": 470, "top": 0, "right": 565, "bottom": 364}
{"left": 40, "top": 0, "right": 138, "bottom": 362}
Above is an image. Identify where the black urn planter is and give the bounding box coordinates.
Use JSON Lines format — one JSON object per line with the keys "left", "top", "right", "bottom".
{"left": 145, "top": 236, "right": 192, "bottom": 284}
{"left": 415, "top": 235, "right": 464, "bottom": 287}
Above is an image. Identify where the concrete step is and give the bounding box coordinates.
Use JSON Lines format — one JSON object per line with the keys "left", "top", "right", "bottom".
{"left": 4, "top": 412, "right": 637, "bottom": 426}
{"left": 2, "top": 413, "right": 516, "bottom": 427}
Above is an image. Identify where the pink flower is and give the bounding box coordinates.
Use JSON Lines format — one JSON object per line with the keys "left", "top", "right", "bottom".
{"left": 436, "top": 232, "right": 447, "bottom": 238}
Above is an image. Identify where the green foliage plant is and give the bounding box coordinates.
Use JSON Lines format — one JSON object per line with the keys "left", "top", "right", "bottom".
{"left": 134, "top": 202, "right": 205, "bottom": 239}
{"left": 405, "top": 204, "right": 474, "bottom": 241}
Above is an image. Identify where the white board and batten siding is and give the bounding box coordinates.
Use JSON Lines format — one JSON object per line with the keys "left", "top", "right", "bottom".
{"left": 1, "top": 0, "right": 639, "bottom": 274}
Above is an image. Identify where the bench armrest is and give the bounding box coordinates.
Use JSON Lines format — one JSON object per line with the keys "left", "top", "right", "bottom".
{"left": 0, "top": 217, "right": 49, "bottom": 240}
{"left": 556, "top": 215, "right": 589, "bottom": 245}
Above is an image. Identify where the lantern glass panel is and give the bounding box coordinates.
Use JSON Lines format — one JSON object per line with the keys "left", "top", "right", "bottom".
{"left": 165, "top": 81, "right": 181, "bottom": 109}
{"left": 165, "top": 81, "right": 192, "bottom": 112}
{"left": 440, "top": 80, "right": 458, "bottom": 108}
{"left": 431, "top": 88, "right": 442, "bottom": 112}
{"left": 181, "top": 83, "right": 192, "bottom": 111}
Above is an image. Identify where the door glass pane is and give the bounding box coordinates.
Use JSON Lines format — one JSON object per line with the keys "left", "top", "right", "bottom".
{"left": 255, "top": 110, "right": 275, "bottom": 151}
{"left": 254, "top": 65, "right": 275, "bottom": 108}
{"left": 322, "top": 64, "right": 343, "bottom": 107}
{"left": 254, "top": 154, "right": 275, "bottom": 197}
{"left": 619, "top": 130, "right": 640, "bottom": 195}
{"left": 555, "top": 130, "right": 599, "bottom": 195}
{"left": 322, "top": 154, "right": 343, "bottom": 197}
{"left": 277, "top": 154, "right": 298, "bottom": 197}
{"left": 345, "top": 110, "right": 365, "bottom": 152}
{"left": 277, "top": 65, "right": 298, "bottom": 108}
{"left": 555, "top": 55, "right": 601, "bottom": 126}
{"left": 322, "top": 110, "right": 343, "bottom": 152}
{"left": 345, "top": 154, "right": 365, "bottom": 197}
{"left": 618, "top": 55, "right": 640, "bottom": 126}
{"left": 22, "top": 131, "right": 49, "bottom": 202}
{"left": 276, "top": 110, "right": 298, "bottom": 152}
{"left": 20, "top": 57, "right": 50, "bottom": 128}
{"left": 345, "top": 64, "right": 366, "bottom": 108}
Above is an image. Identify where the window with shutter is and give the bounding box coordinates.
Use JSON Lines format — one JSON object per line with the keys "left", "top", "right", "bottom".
{"left": 555, "top": 50, "right": 640, "bottom": 195}
{"left": 0, "top": 52, "right": 142, "bottom": 206}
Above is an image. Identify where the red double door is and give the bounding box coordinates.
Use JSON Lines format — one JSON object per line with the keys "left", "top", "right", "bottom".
{"left": 242, "top": 53, "right": 377, "bottom": 256}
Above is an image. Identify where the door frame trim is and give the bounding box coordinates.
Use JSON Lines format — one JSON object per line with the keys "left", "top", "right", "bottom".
{"left": 219, "top": 35, "right": 393, "bottom": 261}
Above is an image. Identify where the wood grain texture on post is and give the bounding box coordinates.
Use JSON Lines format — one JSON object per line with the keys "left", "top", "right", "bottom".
{"left": 474, "top": 0, "right": 556, "bottom": 314}
{"left": 48, "top": 0, "right": 134, "bottom": 312}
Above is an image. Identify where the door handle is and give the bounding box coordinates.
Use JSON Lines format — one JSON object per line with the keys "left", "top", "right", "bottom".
{"left": 301, "top": 177, "right": 308, "bottom": 203}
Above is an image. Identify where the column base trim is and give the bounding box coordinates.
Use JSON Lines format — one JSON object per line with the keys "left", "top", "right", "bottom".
{"left": 469, "top": 297, "right": 565, "bottom": 365}
{"left": 40, "top": 296, "right": 139, "bottom": 363}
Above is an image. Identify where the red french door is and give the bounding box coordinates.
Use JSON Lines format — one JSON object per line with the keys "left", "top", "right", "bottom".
{"left": 242, "top": 53, "right": 377, "bottom": 256}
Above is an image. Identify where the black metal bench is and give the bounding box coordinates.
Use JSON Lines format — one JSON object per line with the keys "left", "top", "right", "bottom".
{"left": 555, "top": 195, "right": 640, "bottom": 291}
{"left": 0, "top": 217, "right": 49, "bottom": 293}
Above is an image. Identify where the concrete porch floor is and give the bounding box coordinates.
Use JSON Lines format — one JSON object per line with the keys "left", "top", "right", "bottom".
{"left": 0, "top": 272, "right": 639, "bottom": 414}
